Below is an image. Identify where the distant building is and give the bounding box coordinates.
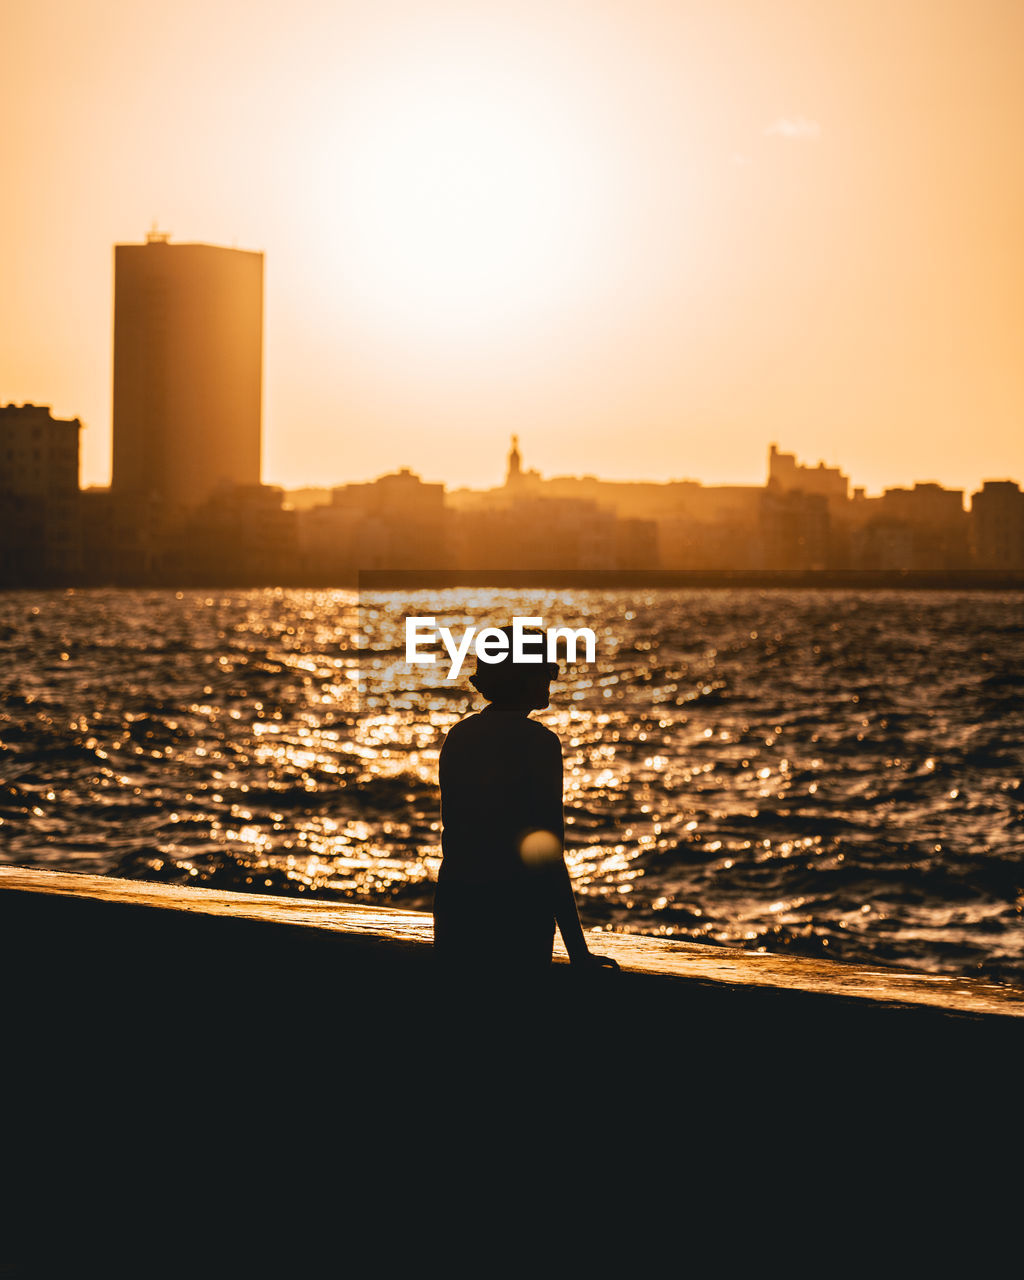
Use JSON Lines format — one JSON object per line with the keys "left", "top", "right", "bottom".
{"left": 768, "top": 443, "right": 849, "bottom": 505}
{"left": 285, "top": 487, "right": 333, "bottom": 511}
{"left": 112, "top": 232, "right": 263, "bottom": 509}
{"left": 300, "top": 468, "right": 449, "bottom": 575}
{"left": 504, "top": 435, "right": 541, "bottom": 492}
{"left": 844, "top": 482, "right": 969, "bottom": 570}
{"left": 760, "top": 488, "right": 830, "bottom": 570}
{"left": 971, "top": 481, "right": 1024, "bottom": 569}
{"left": 883, "top": 483, "right": 969, "bottom": 569}
{"left": 613, "top": 517, "right": 660, "bottom": 570}
{"left": 451, "top": 494, "right": 612, "bottom": 570}
{"left": 169, "top": 483, "right": 299, "bottom": 583}
{"left": 880, "top": 482, "right": 964, "bottom": 527}
{"left": 507, "top": 435, "right": 522, "bottom": 487}
{"left": 0, "top": 403, "right": 82, "bottom": 580}
{"left": 80, "top": 487, "right": 170, "bottom": 582}
{"left": 334, "top": 468, "right": 446, "bottom": 519}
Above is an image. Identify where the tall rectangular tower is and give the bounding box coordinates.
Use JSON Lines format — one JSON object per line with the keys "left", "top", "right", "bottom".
{"left": 112, "top": 233, "right": 263, "bottom": 507}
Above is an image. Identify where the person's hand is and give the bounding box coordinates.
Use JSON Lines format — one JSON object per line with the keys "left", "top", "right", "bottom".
{"left": 574, "top": 951, "right": 620, "bottom": 973}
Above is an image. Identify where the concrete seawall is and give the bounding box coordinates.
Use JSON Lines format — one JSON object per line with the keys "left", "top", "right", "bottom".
{"left": 4, "top": 865, "right": 1021, "bottom": 1047}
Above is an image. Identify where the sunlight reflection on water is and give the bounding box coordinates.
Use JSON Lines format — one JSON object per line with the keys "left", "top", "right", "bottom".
{"left": 1, "top": 586, "right": 1023, "bottom": 983}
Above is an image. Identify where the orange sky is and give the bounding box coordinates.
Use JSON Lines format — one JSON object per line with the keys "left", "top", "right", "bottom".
{"left": 3, "top": 0, "right": 1023, "bottom": 497}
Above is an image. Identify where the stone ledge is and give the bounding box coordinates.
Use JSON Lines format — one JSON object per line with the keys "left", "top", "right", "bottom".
{"left": 3, "top": 864, "right": 1020, "bottom": 1023}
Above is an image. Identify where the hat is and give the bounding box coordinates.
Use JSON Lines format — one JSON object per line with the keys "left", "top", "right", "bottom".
{"left": 468, "top": 625, "right": 559, "bottom": 701}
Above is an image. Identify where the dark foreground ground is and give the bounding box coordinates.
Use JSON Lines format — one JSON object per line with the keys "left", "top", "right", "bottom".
{"left": 2, "top": 868, "right": 1021, "bottom": 1267}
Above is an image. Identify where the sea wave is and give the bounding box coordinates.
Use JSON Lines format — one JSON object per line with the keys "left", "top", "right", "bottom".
{"left": 1, "top": 586, "right": 1022, "bottom": 984}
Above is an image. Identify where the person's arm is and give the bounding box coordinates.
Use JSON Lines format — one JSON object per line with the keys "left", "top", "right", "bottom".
{"left": 551, "top": 859, "right": 593, "bottom": 963}
{"left": 540, "top": 732, "right": 618, "bottom": 971}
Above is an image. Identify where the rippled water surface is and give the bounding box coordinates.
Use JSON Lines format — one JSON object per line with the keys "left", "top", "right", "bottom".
{"left": 2, "top": 587, "right": 1022, "bottom": 984}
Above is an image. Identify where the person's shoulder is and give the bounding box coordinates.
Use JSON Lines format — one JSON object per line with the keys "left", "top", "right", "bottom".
{"left": 441, "top": 713, "right": 483, "bottom": 747}
{"left": 524, "top": 717, "right": 561, "bottom": 749}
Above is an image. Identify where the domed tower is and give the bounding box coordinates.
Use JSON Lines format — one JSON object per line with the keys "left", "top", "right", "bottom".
{"left": 506, "top": 434, "right": 523, "bottom": 489}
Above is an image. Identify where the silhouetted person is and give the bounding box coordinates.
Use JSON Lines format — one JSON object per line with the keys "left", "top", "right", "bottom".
{"left": 433, "top": 626, "right": 618, "bottom": 982}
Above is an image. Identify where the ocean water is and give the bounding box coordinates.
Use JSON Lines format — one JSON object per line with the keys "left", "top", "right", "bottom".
{"left": 1, "top": 586, "right": 1022, "bottom": 985}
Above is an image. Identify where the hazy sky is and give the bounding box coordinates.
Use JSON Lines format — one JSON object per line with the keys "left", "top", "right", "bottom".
{"left": 4, "top": 0, "right": 1023, "bottom": 495}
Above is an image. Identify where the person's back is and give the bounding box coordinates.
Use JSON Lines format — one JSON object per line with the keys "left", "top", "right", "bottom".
{"left": 439, "top": 705, "right": 563, "bottom": 885}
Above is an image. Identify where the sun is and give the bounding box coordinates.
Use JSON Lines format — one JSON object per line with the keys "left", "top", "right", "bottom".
{"left": 324, "top": 53, "right": 610, "bottom": 345}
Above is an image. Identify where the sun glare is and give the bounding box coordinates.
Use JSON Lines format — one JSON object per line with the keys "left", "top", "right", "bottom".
{"left": 327, "top": 56, "right": 610, "bottom": 344}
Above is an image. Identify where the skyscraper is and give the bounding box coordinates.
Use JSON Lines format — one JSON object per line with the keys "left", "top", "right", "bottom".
{"left": 112, "top": 232, "right": 263, "bottom": 507}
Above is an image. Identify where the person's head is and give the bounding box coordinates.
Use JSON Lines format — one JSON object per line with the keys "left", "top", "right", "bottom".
{"left": 468, "top": 625, "right": 559, "bottom": 710}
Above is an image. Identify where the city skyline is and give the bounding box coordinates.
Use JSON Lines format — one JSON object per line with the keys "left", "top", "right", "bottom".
{"left": 4, "top": 1, "right": 1024, "bottom": 497}
{"left": 7, "top": 389, "right": 1024, "bottom": 507}
{"left": 5, "top": 400, "right": 1024, "bottom": 586}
